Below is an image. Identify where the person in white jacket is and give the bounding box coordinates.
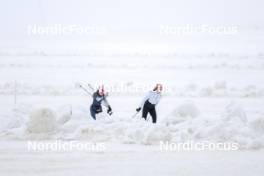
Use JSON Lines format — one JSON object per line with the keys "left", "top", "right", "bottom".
{"left": 136, "top": 84, "right": 162, "bottom": 123}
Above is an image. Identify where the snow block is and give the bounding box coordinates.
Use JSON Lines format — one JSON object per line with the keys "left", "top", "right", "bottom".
{"left": 27, "top": 108, "right": 57, "bottom": 133}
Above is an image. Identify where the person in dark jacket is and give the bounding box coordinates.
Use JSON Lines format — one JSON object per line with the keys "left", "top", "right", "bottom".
{"left": 90, "top": 85, "right": 112, "bottom": 120}
{"left": 136, "top": 84, "right": 162, "bottom": 123}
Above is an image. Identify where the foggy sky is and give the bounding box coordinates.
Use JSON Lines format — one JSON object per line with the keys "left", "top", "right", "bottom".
{"left": 0, "top": 0, "right": 263, "bottom": 51}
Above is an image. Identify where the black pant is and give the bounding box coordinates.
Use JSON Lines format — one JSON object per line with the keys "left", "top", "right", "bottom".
{"left": 90, "top": 105, "right": 102, "bottom": 120}
{"left": 142, "top": 100, "right": 157, "bottom": 123}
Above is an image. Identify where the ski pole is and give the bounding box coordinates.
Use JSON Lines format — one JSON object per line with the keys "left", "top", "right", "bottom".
{"left": 79, "top": 84, "right": 93, "bottom": 96}
{"left": 88, "top": 83, "right": 95, "bottom": 92}
{"left": 132, "top": 111, "right": 139, "bottom": 118}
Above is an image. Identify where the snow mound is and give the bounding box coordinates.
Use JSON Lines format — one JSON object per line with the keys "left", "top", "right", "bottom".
{"left": 172, "top": 101, "right": 200, "bottom": 118}
{"left": 74, "top": 122, "right": 111, "bottom": 142}
{"left": 1, "top": 102, "right": 264, "bottom": 149}
{"left": 161, "top": 101, "right": 264, "bottom": 149}
{"left": 222, "top": 102, "right": 247, "bottom": 124}
{"left": 57, "top": 113, "right": 71, "bottom": 125}
{"left": 143, "top": 124, "right": 172, "bottom": 145}
{"left": 250, "top": 117, "right": 264, "bottom": 134}
{"left": 27, "top": 108, "right": 57, "bottom": 133}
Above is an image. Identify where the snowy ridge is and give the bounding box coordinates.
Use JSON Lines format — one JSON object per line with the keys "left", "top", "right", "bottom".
{"left": 1, "top": 47, "right": 264, "bottom": 58}
{"left": 1, "top": 61, "right": 264, "bottom": 70}
{"left": 1, "top": 53, "right": 264, "bottom": 69}
{"left": 0, "top": 82, "right": 263, "bottom": 98}
{"left": 0, "top": 102, "right": 263, "bottom": 150}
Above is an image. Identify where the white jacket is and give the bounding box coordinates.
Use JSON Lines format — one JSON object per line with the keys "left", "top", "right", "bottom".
{"left": 140, "top": 91, "right": 161, "bottom": 107}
